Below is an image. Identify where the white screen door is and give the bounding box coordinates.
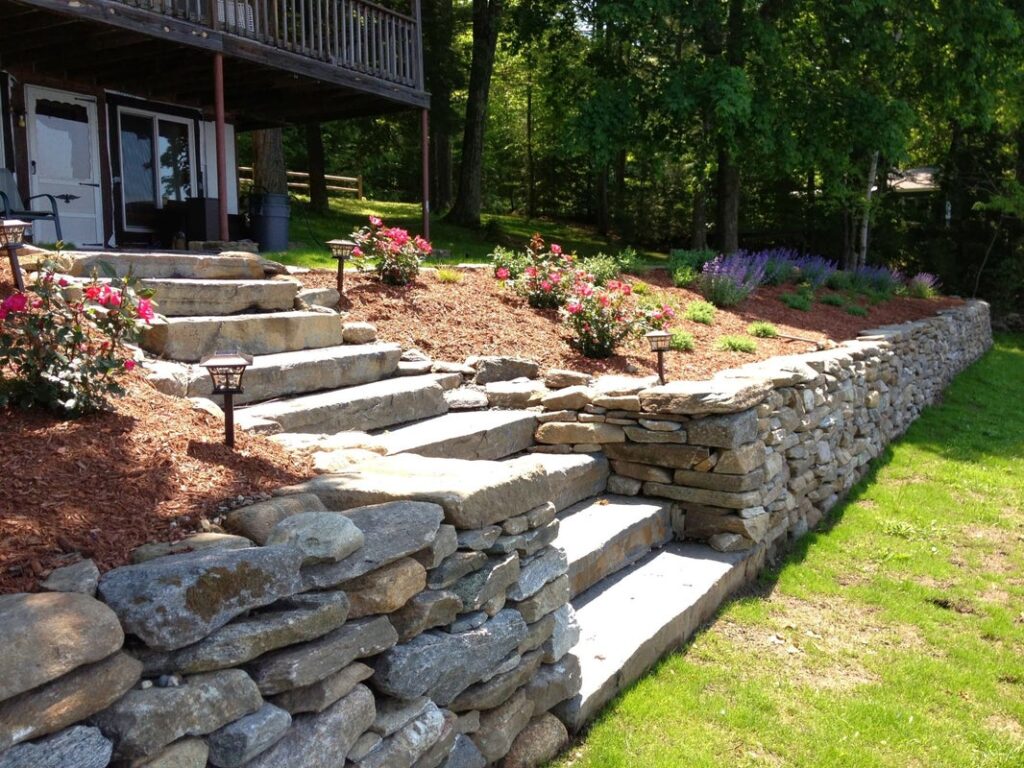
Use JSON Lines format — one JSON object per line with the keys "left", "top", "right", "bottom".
{"left": 25, "top": 86, "right": 104, "bottom": 247}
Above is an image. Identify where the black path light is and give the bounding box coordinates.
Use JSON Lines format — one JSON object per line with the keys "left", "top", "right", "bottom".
{"left": 326, "top": 239, "right": 357, "bottom": 294}
{"left": 645, "top": 329, "right": 671, "bottom": 385}
{"left": 0, "top": 219, "right": 28, "bottom": 292}
{"left": 200, "top": 352, "right": 252, "bottom": 448}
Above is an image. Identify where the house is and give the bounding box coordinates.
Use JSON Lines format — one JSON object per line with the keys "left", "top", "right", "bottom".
{"left": 0, "top": 0, "right": 429, "bottom": 248}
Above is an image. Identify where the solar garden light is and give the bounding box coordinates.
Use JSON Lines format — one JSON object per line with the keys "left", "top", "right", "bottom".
{"left": 200, "top": 352, "right": 252, "bottom": 448}
{"left": 327, "top": 239, "right": 357, "bottom": 294}
{"left": 645, "top": 329, "right": 671, "bottom": 385}
{"left": 0, "top": 219, "right": 28, "bottom": 292}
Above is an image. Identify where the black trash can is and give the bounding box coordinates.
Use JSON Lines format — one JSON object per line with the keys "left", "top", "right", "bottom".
{"left": 249, "top": 192, "right": 291, "bottom": 253}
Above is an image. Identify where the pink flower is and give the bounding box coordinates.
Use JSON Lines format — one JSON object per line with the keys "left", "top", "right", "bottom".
{"left": 599, "top": 294, "right": 611, "bottom": 307}
{"left": 352, "top": 247, "right": 363, "bottom": 257}
{"left": 124, "top": 359, "right": 136, "bottom": 371}
{"left": 496, "top": 267, "right": 510, "bottom": 279}
{"left": 550, "top": 244, "right": 562, "bottom": 255}
{"left": 102, "top": 287, "right": 122, "bottom": 307}
{"left": 369, "top": 216, "right": 383, "bottom": 227}
{"left": 525, "top": 266, "right": 538, "bottom": 278}
{"left": 413, "top": 235, "right": 432, "bottom": 254}
{"left": 575, "top": 283, "right": 594, "bottom": 298}
{"left": 136, "top": 298, "right": 155, "bottom": 323}
{"left": 621, "top": 284, "right": 632, "bottom": 296}
{"left": 566, "top": 301, "right": 582, "bottom": 314}
{"left": 540, "top": 281, "right": 553, "bottom": 292}
{"left": 58, "top": 277, "right": 69, "bottom": 287}
{"left": 84, "top": 285, "right": 103, "bottom": 301}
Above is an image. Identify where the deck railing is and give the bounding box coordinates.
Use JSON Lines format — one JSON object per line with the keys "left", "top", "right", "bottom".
{"left": 117, "top": 0, "right": 422, "bottom": 88}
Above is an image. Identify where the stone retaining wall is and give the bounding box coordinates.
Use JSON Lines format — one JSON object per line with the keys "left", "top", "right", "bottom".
{"left": 0, "top": 489, "right": 579, "bottom": 766}
{"left": 531, "top": 300, "right": 992, "bottom": 552}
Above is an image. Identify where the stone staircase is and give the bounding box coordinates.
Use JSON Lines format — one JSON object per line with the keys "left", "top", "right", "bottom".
{"left": 86, "top": 251, "right": 765, "bottom": 741}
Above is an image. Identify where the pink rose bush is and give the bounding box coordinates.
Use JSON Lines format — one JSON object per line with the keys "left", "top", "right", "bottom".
{"left": 0, "top": 258, "right": 155, "bottom": 416}
{"left": 349, "top": 216, "right": 432, "bottom": 286}
{"left": 511, "top": 234, "right": 579, "bottom": 309}
{"left": 561, "top": 277, "right": 640, "bottom": 358}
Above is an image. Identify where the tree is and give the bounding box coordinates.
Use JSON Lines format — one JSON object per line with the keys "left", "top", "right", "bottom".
{"left": 305, "top": 124, "right": 329, "bottom": 213}
{"left": 251, "top": 128, "right": 287, "bottom": 195}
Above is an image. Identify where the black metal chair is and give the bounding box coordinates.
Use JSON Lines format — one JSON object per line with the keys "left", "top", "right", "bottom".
{"left": 0, "top": 168, "right": 63, "bottom": 242}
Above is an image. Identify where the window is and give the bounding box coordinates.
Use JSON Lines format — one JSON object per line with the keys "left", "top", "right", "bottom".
{"left": 118, "top": 108, "right": 196, "bottom": 231}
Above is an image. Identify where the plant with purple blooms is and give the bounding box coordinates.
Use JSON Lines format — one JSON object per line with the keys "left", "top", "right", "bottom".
{"left": 906, "top": 272, "right": 941, "bottom": 299}
{"left": 791, "top": 254, "right": 838, "bottom": 289}
{"left": 762, "top": 248, "right": 802, "bottom": 285}
{"left": 851, "top": 265, "right": 903, "bottom": 296}
{"left": 699, "top": 251, "right": 769, "bottom": 307}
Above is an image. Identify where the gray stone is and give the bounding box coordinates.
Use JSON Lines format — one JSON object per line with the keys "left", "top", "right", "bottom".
{"left": 638, "top": 418, "right": 682, "bottom": 432}
{"left": 341, "top": 557, "right": 427, "bottom": 618}
{"left": 542, "top": 604, "right": 580, "bottom": 663}
{"left": 525, "top": 655, "right": 582, "bottom": 714}
{"left": 604, "top": 442, "right": 710, "bottom": 469}
{"left": 266, "top": 512, "right": 364, "bottom": 565}
{"left": 144, "top": 277, "right": 295, "bottom": 316}
{"left": 642, "top": 482, "right": 764, "bottom": 510}
{"left": 415, "top": 525, "right": 459, "bottom": 569}
{"left": 445, "top": 387, "right": 490, "bottom": 410}
{"left": 138, "top": 591, "right": 350, "bottom": 675}
{"left": 714, "top": 440, "right": 767, "bottom": 474}
{"left": 378, "top": 410, "right": 538, "bottom": 461}
{"left": 390, "top": 591, "right": 464, "bottom": 642}
{"left": 440, "top": 734, "right": 487, "bottom": 768}
{"left": 68, "top": 252, "right": 264, "bottom": 280}
{"left": 300, "top": 502, "right": 444, "bottom": 589}
{"left": 358, "top": 702, "right": 446, "bottom": 768}
{"left": 527, "top": 503, "right": 557, "bottom": 528}
{"left": 244, "top": 685, "right": 376, "bottom": 768}
{"left": 535, "top": 422, "right": 625, "bottom": 445}
{"left": 450, "top": 651, "right": 543, "bottom": 712}
{"left": 39, "top": 559, "right": 100, "bottom": 595}
{"left": 270, "top": 431, "right": 387, "bottom": 457}
{"left": 609, "top": 460, "right": 673, "bottom": 484}
{"left": 91, "top": 669, "right": 261, "bottom": 760}
{"left": 450, "top": 554, "right": 520, "bottom": 612}
{"left": 373, "top": 610, "right": 528, "bottom": 705}
{"left": 470, "top": 689, "right": 534, "bottom": 763}
{"left": 207, "top": 703, "right": 291, "bottom": 768}
{"left": 639, "top": 377, "right": 772, "bottom": 415}
{"left": 685, "top": 409, "right": 759, "bottom": 449}
{"left": 490, "top": 520, "right": 560, "bottom": 559}
{"left": 0, "top": 592, "right": 124, "bottom": 702}
{"left": 472, "top": 357, "right": 540, "bottom": 385}
{"left": 708, "top": 532, "right": 752, "bottom": 552}
{"left": 672, "top": 466, "right": 766, "bottom": 492}
{"left": 133, "top": 738, "right": 208, "bottom": 767}
{"left": 0, "top": 726, "right": 111, "bottom": 768}
{"left": 543, "top": 369, "right": 591, "bottom": 389}
{"left": 97, "top": 545, "right": 303, "bottom": 651}
{"left": 349, "top": 732, "right": 383, "bottom": 761}
{"left": 457, "top": 527, "right": 502, "bottom": 551}
{"left": 511, "top": 574, "right": 570, "bottom": 623}
{"left": 456, "top": 711, "right": 481, "bottom": 734}
{"left": 449, "top": 611, "right": 488, "bottom": 633}
{"left": 372, "top": 696, "right": 431, "bottom": 737}
{"left": 623, "top": 426, "right": 687, "bottom": 443}
{"left": 411, "top": 710, "right": 458, "bottom": 768}
{"left": 223, "top": 494, "right": 327, "bottom": 544}
{"left": 399, "top": 360, "right": 434, "bottom": 376}
{"left": 507, "top": 548, "right": 568, "bottom": 602}
{"left": 519, "top": 613, "right": 556, "bottom": 655}
{"left": 502, "top": 514, "right": 530, "bottom": 535}
{"left": 343, "top": 322, "right": 378, "bottom": 343}
{"left": 500, "top": 714, "right": 569, "bottom": 768}
{"left": 606, "top": 474, "right": 642, "bottom": 495}
{"left": 429, "top": 551, "right": 488, "bottom": 590}
{"left": 249, "top": 616, "right": 398, "bottom": 695}
{"left": 541, "top": 386, "right": 592, "bottom": 411}
{"left": 592, "top": 375, "right": 657, "bottom": 396}
{"left": 536, "top": 409, "right": 576, "bottom": 423}
{"left": 132, "top": 534, "right": 253, "bottom": 564}
{"left": 591, "top": 394, "right": 641, "bottom": 411}
{"left": 270, "top": 663, "right": 373, "bottom": 715}
{"left": 485, "top": 380, "right": 546, "bottom": 408}
{"left": 296, "top": 286, "right": 340, "bottom": 309}
{"left": 0, "top": 652, "right": 139, "bottom": 751}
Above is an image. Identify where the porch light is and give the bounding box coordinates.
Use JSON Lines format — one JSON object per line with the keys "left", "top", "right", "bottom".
{"left": 0, "top": 220, "right": 28, "bottom": 292}
{"left": 327, "top": 239, "right": 356, "bottom": 293}
{"left": 200, "top": 351, "right": 252, "bottom": 449}
{"left": 645, "top": 329, "right": 671, "bottom": 385}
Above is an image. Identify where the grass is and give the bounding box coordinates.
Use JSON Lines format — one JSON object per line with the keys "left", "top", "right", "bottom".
{"left": 846, "top": 304, "right": 870, "bottom": 317}
{"left": 717, "top": 335, "right": 757, "bottom": 353}
{"left": 780, "top": 290, "right": 814, "bottom": 311}
{"left": 553, "top": 334, "right": 1024, "bottom": 768}
{"left": 265, "top": 195, "right": 666, "bottom": 270}
{"left": 747, "top": 321, "right": 779, "bottom": 338}
{"left": 670, "top": 330, "right": 696, "bottom": 352}
{"left": 433, "top": 267, "right": 463, "bottom": 284}
{"left": 684, "top": 300, "right": 718, "bottom": 325}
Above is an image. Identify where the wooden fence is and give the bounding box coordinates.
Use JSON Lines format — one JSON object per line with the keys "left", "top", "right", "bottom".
{"left": 237, "top": 167, "right": 364, "bottom": 198}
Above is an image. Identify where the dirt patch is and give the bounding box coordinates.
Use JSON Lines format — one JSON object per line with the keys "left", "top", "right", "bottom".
{"left": 984, "top": 714, "right": 1024, "bottom": 743}
{"left": 706, "top": 594, "right": 926, "bottom": 692}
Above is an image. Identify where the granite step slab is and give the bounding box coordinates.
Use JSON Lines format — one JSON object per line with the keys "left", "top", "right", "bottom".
{"left": 141, "top": 278, "right": 299, "bottom": 316}
{"left": 68, "top": 252, "right": 265, "bottom": 280}
{"left": 376, "top": 411, "right": 538, "bottom": 461}
{"left": 555, "top": 495, "right": 672, "bottom": 598}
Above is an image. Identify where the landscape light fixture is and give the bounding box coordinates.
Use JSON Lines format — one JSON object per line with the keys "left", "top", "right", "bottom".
{"left": 200, "top": 352, "right": 252, "bottom": 448}
{"left": 645, "top": 329, "right": 671, "bottom": 385}
{"left": 327, "top": 239, "right": 357, "bottom": 293}
{"left": 0, "top": 220, "right": 28, "bottom": 292}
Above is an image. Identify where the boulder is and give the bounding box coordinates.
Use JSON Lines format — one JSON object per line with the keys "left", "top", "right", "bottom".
{"left": 0, "top": 592, "right": 124, "bottom": 701}
{"left": 472, "top": 357, "right": 540, "bottom": 385}
{"left": 390, "top": 591, "right": 464, "bottom": 642}
{"left": 639, "top": 377, "right": 771, "bottom": 415}
{"left": 134, "top": 737, "right": 208, "bottom": 767}
{"left": 450, "top": 651, "right": 543, "bottom": 712}
{"left": 98, "top": 545, "right": 303, "bottom": 651}
{"left": 357, "top": 701, "right": 446, "bottom": 768}
{"left": 500, "top": 713, "right": 569, "bottom": 768}
{"left": 266, "top": 512, "right": 364, "bottom": 565}
{"left": 445, "top": 387, "right": 490, "bottom": 410}
{"left": 485, "top": 380, "right": 546, "bottom": 408}
{"left": 207, "top": 703, "right": 292, "bottom": 768}
{"left": 606, "top": 475, "right": 642, "bottom": 495}
{"left": 244, "top": 685, "right": 376, "bottom": 768}
{"left": 543, "top": 369, "right": 591, "bottom": 389}
{"left": 371, "top": 697, "right": 432, "bottom": 737}
{"left": 343, "top": 322, "right": 378, "bottom": 344}
{"left": 297, "top": 287, "right": 340, "bottom": 309}
{"left": 90, "top": 669, "right": 262, "bottom": 760}
{"left": 714, "top": 440, "right": 767, "bottom": 474}
{"left": 428, "top": 551, "right": 489, "bottom": 590}
{"left": 270, "top": 663, "right": 373, "bottom": 715}
{"left": 470, "top": 689, "right": 534, "bottom": 763}
{"left": 131, "top": 534, "right": 253, "bottom": 564}
{"left": 540, "top": 386, "right": 591, "bottom": 411}
{"left": 223, "top": 493, "right": 327, "bottom": 545}
{"left": 410, "top": 709, "right": 458, "bottom": 768}
{"left": 349, "top": 733, "right": 383, "bottom": 762}
{"left": 604, "top": 442, "right": 710, "bottom": 470}
{"left": 373, "top": 610, "right": 528, "bottom": 705}
{"left": 0, "top": 726, "right": 111, "bottom": 768}
{"left": 342, "top": 558, "right": 427, "bottom": 618}
{"left": 39, "top": 559, "right": 100, "bottom": 595}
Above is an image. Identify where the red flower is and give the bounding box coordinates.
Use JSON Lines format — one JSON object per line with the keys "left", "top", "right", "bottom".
{"left": 525, "top": 266, "right": 538, "bottom": 278}
{"left": 496, "top": 267, "right": 510, "bottom": 280}
{"left": 566, "top": 301, "right": 583, "bottom": 314}
{"left": 540, "top": 280, "right": 553, "bottom": 292}
{"left": 124, "top": 359, "right": 136, "bottom": 371}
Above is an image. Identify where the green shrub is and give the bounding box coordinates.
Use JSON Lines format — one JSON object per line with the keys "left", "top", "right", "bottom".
{"left": 683, "top": 300, "right": 717, "bottom": 325}
{"left": 670, "top": 329, "right": 695, "bottom": 352}
{"left": 717, "top": 335, "right": 757, "bottom": 353}
{"left": 747, "top": 321, "right": 778, "bottom": 338}
{"left": 580, "top": 253, "right": 620, "bottom": 286}
{"left": 435, "top": 267, "right": 463, "bottom": 284}
{"left": 491, "top": 246, "right": 528, "bottom": 280}
{"left": 845, "top": 304, "right": 869, "bottom": 317}
{"left": 669, "top": 248, "right": 716, "bottom": 272}
{"left": 615, "top": 246, "right": 646, "bottom": 275}
{"left": 672, "top": 265, "right": 700, "bottom": 288}
{"left": 819, "top": 293, "right": 846, "bottom": 307}
{"left": 780, "top": 291, "right": 813, "bottom": 311}
{"left": 631, "top": 281, "right": 651, "bottom": 296}
{"left": 826, "top": 271, "right": 853, "bottom": 291}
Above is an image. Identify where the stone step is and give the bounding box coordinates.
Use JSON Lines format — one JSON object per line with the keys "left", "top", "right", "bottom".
{"left": 140, "top": 311, "right": 345, "bottom": 362}
{"left": 188, "top": 343, "right": 403, "bottom": 405}
{"left": 277, "top": 452, "right": 609, "bottom": 530}
{"left": 68, "top": 252, "right": 265, "bottom": 280}
{"left": 375, "top": 410, "right": 538, "bottom": 461}
{"left": 236, "top": 374, "right": 449, "bottom": 434}
{"left": 555, "top": 495, "right": 672, "bottom": 598}
{"left": 142, "top": 278, "right": 299, "bottom": 316}
{"left": 553, "top": 542, "right": 763, "bottom": 732}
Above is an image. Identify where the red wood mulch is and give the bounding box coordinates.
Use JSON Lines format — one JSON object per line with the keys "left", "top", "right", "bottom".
{"left": 304, "top": 267, "right": 963, "bottom": 381}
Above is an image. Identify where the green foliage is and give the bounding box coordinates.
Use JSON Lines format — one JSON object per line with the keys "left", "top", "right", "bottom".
{"left": 717, "top": 335, "right": 757, "bottom": 354}
{"left": 580, "top": 254, "right": 620, "bottom": 286}
{"left": 672, "top": 265, "right": 699, "bottom": 288}
{"left": 562, "top": 281, "right": 638, "bottom": 358}
{"left": 630, "top": 281, "right": 652, "bottom": 296}
{"left": 434, "top": 267, "right": 463, "bottom": 284}
{"left": 683, "top": 300, "right": 717, "bottom": 325}
{"left": 514, "top": 235, "right": 576, "bottom": 309}
{"left": 747, "top": 321, "right": 778, "bottom": 338}
{"left": 491, "top": 246, "right": 528, "bottom": 279}
{"left": 780, "top": 291, "right": 813, "bottom": 311}
{"left": 826, "top": 271, "right": 854, "bottom": 292}
{"left": 350, "top": 215, "right": 430, "bottom": 286}
{"left": 669, "top": 329, "right": 695, "bottom": 352}
{"left": 669, "top": 249, "right": 715, "bottom": 273}
{"left": 845, "top": 304, "right": 870, "bottom": 317}
{"left": 615, "top": 247, "right": 646, "bottom": 276}
{"left": 819, "top": 293, "right": 847, "bottom": 307}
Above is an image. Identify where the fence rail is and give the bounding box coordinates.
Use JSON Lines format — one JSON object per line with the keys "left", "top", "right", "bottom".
{"left": 237, "top": 167, "right": 364, "bottom": 198}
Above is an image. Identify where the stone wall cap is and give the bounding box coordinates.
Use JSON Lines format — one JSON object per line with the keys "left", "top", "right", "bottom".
{"left": 639, "top": 376, "right": 772, "bottom": 415}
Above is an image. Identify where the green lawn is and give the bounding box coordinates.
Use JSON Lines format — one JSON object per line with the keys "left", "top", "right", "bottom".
{"left": 554, "top": 334, "right": 1024, "bottom": 768}
{"left": 269, "top": 196, "right": 665, "bottom": 269}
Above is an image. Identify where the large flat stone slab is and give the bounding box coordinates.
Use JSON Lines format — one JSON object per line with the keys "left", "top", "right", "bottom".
{"left": 376, "top": 410, "right": 538, "bottom": 461}
{"left": 188, "top": 343, "right": 402, "bottom": 405}
{"left": 553, "top": 542, "right": 762, "bottom": 731}
{"left": 142, "top": 278, "right": 298, "bottom": 316}
{"left": 528, "top": 453, "right": 610, "bottom": 512}
{"left": 237, "top": 374, "right": 448, "bottom": 434}
{"left": 555, "top": 495, "right": 672, "bottom": 597}
{"left": 140, "top": 311, "right": 345, "bottom": 362}
{"left": 68, "top": 252, "right": 265, "bottom": 280}
{"left": 0, "top": 726, "right": 112, "bottom": 768}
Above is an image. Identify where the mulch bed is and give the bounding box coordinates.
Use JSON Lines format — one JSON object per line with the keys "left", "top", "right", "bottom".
{"left": 303, "top": 267, "right": 963, "bottom": 381}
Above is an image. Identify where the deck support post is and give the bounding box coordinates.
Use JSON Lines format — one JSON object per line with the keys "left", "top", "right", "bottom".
{"left": 421, "top": 108, "right": 430, "bottom": 241}
{"left": 214, "top": 52, "right": 230, "bottom": 242}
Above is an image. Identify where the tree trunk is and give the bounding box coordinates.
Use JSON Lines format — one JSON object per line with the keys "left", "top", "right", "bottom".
{"left": 525, "top": 77, "right": 536, "bottom": 219}
{"left": 716, "top": 147, "right": 740, "bottom": 254}
{"left": 252, "top": 129, "right": 288, "bottom": 195}
{"left": 305, "top": 124, "right": 328, "bottom": 213}
{"left": 446, "top": 0, "right": 503, "bottom": 228}
{"left": 423, "top": 0, "right": 455, "bottom": 211}
{"left": 858, "top": 150, "right": 879, "bottom": 268}
{"left": 691, "top": 183, "right": 708, "bottom": 250}
{"left": 596, "top": 164, "right": 610, "bottom": 235}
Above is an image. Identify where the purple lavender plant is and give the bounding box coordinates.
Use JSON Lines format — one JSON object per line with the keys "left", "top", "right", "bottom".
{"left": 852, "top": 265, "right": 903, "bottom": 295}
{"left": 699, "top": 251, "right": 770, "bottom": 307}
{"left": 791, "top": 255, "right": 838, "bottom": 288}
{"left": 907, "top": 272, "right": 941, "bottom": 298}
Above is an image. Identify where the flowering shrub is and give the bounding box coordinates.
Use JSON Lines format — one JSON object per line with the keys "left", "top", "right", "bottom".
{"left": 699, "top": 251, "right": 769, "bottom": 307}
{"left": 906, "top": 272, "right": 940, "bottom": 298}
{"left": 851, "top": 265, "right": 903, "bottom": 296}
{"left": 0, "top": 260, "right": 154, "bottom": 415}
{"left": 514, "top": 234, "right": 577, "bottom": 308}
{"left": 760, "top": 248, "right": 836, "bottom": 288}
{"left": 640, "top": 302, "right": 676, "bottom": 330}
{"left": 562, "top": 278, "right": 637, "bottom": 358}
{"left": 491, "top": 246, "right": 528, "bottom": 280}
{"left": 350, "top": 216, "right": 432, "bottom": 285}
